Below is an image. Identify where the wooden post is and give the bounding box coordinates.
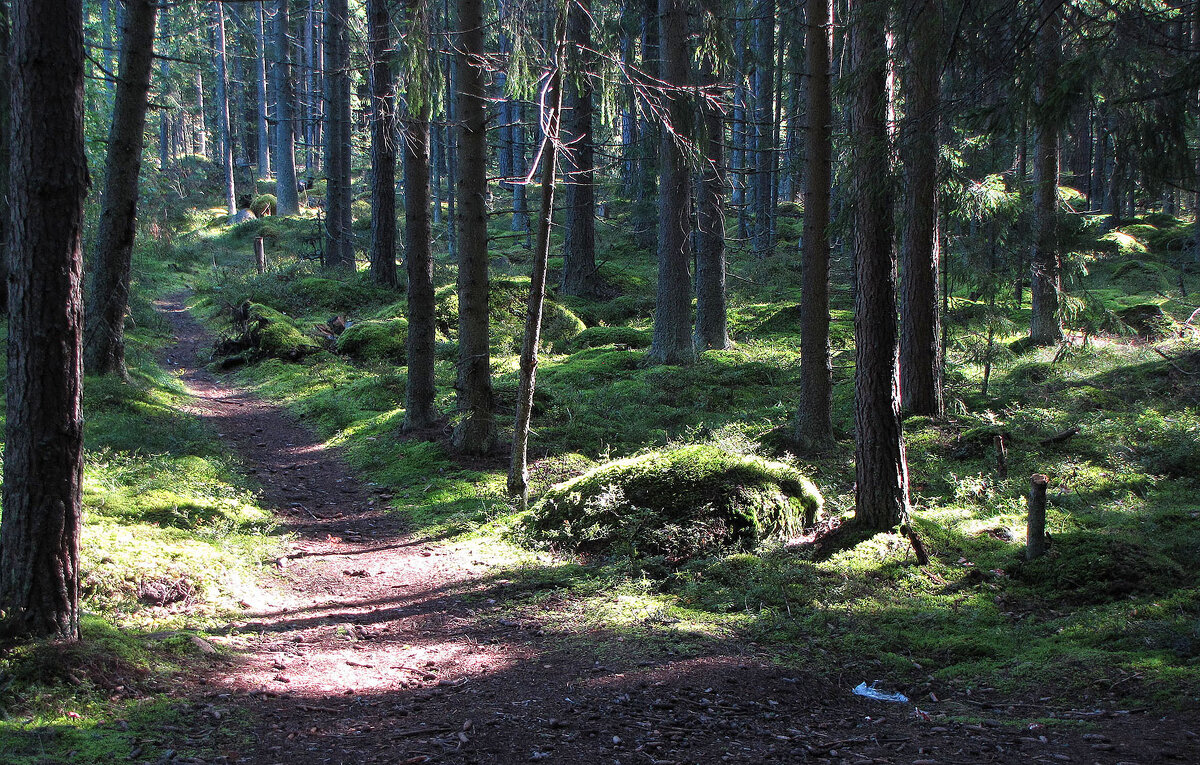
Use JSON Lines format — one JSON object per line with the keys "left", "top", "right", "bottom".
{"left": 1026, "top": 473, "right": 1049, "bottom": 560}
{"left": 994, "top": 434, "right": 1008, "bottom": 479}
{"left": 254, "top": 236, "right": 266, "bottom": 273}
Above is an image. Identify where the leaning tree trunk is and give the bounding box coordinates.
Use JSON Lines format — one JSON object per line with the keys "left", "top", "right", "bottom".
{"left": 214, "top": 2, "right": 236, "bottom": 215}
{"left": 1029, "top": 1, "right": 1063, "bottom": 346}
{"left": 648, "top": 0, "right": 694, "bottom": 365}
{"left": 255, "top": 1, "right": 271, "bottom": 178}
{"left": 898, "top": 0, "right": 943, "bottom": 415}
{"left": 559, "top": 0, "right": 597, "bottom": 297}
{"left": 324, "top": 0, "right": 354, "bottom": 269}
{"left": 850, "top": 0, "right": 912, "bottom": 531}
{"left": 83, "top": 0, "right": 158, "bottom": 378}
{"left": 510, "top": 12, "right": 566, "bottom": 505}
{"left": 273, "top": 0, "right": 300, "bottom": 215}
{"left": 0, "top": 0, "right": 88, "bottom": 641}
{"left": 790, "top": 0, "right": 835, "bottom": 453}
{"left": 694, "top": 28, "right": 729, "bottom": 353}
{"left": 450, "top": 0, "right": 497, "bottom": 454}
{"left": 404, "top": 0, "right": 438, "bottom": 431}
{"left": 368, "top": 0, "right": 398, "bottom": 286}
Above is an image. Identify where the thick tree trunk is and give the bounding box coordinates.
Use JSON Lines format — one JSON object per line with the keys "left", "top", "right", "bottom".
{"left": 214, "top": 3, "right": 236, "bottom": 215}
{"left": 0, "top": 3, "right": 11, "bottom": 313}
{"left": 510, "top": 16, "right": 565, "bottom": 505}
{"left": 694, "top": 32, "right": 729, "bottom": 352}
{"left": 368, "top": 0, "right": 398, "bottom": 286}
{"left": 898, "top": 0, "right": 943, "bottom": 416}
{"left": 404, "top": 0, "right": 438, "bottom": 430}
{"left": 560, "top": 0, "right": 597, "bottom": 297}
{"left": 1029, "top": 1, "right": 1063, "bottom": 346}
{"left": 324, "top": 0, "right": 354, "bottom": 269}
{"left": 648, "top": 0, "right": 694, "bottom": 365}
{"left": 851, "top": 0, "right": 911, "bottom": 531}
{"left": 256, "top": 2, "right": 272, "bottom": 178}
{"left": 0, "top": 0, "right": 88, "bottom": 641}
{"left": 451, "top": 0, "right": 496, "bottom": 454}
{"left": 273, "top": 0, "right": 300, "bottom": 215}
{"left": 790, "top": 0, "right": 835, "bottom": 453}
{"left": 83, "top": 0, "right": 158, "bottom": 378}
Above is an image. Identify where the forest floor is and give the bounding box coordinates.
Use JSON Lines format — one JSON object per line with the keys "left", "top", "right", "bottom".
{"left": 155, "top": 293, "right": 1200, "bottom": 765}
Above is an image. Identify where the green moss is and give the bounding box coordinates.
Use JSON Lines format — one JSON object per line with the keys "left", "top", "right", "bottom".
{"left": 250, "top": 193, "right": 277, "bottom": 217}
{"left": 336, "top": 317, "right": 409, "bottom": 362}
{"left": 560, "top": 325, "right": 651, "bottom": 352}
{"left": 520, "top": 444, "right": 823, "bottom": 561}
{"left": 249, "top": 303, "right": 322, "bottom": 359}
{"left": 1010, "top": 534, "right": 1185, "bottom": 605}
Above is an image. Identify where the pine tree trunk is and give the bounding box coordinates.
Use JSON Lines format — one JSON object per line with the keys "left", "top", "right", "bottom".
{"left": 451, "top": 0, "right": 496, "bottom": 454}
{"left": 648, "top": 0, "right": 694, "bottom": 365}
{"left": 898, "top": 0, "right": 943, "bottom": 416}
{"left": 214, "top": 2, "right": 236, "bottom": 215}
{"left": 0, "top": 0, "right": 88, "bottom": 641}
{"left": 752, "top": 0, "right": 775, "bottom": 258}
{"left": 158, "top": 10, "right": 171, "bottom": 170}
{"left": 83, "top": 0, "right": 158, "bottom": 378}
{"left": 368, "top": 0, "right": 398, "bottom": 286}
{"left": 256, "top": 2, "right": 272, "bottom": 178}
{"left": 694, "top": 43, "right": 729, "bottom": 352}
{"left": 790, "top": 0, "right": 835, "bottom": 454}
{"left": 273, "top": 0, "right": 300, "bottom": 215}
{"left": 1029, "top": 1, "right": 1063, "bottom": 346}
{"left": 560, "top": 0, "right": 597, "bottom": 297}
{"left": 324, "top": 0, "right": 354, "bottom": 269}
{"left": 851, "top": 0, "right": 911, "bottom": 531}
{"left": 510, "top": 101, "right": 529, "bottom": 240}
{"left": 510, "top": 13, "right": 565, "bottom": 504}
{"left": 0, "top": 2, "right": 11, "bottom": 313}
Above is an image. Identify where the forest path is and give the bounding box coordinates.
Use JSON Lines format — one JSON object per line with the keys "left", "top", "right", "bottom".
{"left": 156, "top": 294, "right": 1197, "bottom": 765}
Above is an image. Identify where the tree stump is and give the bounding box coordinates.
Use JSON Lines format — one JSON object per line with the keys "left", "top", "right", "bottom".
{"left": 254, "top": 236, "right": 266, "bottom": 274}
{"left": 1026, "top": 473, "right": 1049, "bottom": 560}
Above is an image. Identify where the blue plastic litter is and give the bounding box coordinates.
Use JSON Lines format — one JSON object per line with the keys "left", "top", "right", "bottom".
{"left": 852, "top": 682, "right": 909, "bottom": 703}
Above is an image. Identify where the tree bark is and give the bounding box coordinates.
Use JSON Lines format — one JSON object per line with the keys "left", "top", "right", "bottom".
{"left": 0, "top": 2, "right": 11, "bottom": 313}
{"left": 510, "top": 13, "right": 566, "bottom": 505}
{"left": 83, "top": 0, "right": 158, "bottom": 378}
{"left": 752, "top": 0, "right": 775, "bottom": 258}
{"left": 273, "top": 0, "right": 300, "bottom": 215}
{"left": 790, "top": 0, "right": 835, "bottom": 453}
{"left": 256, "top": 2, "right": 272, "bottom": 178}
{"left": 404, "top": 0, "right": 438, "bottom": 431}
{"left": 1029, "top": 1, "right": 1063, "bottom": 346}
{"left": 648, "top": 0, "right": 694, "bottom": 365}
{"left": 851, "top": 0, "right": 911, "bottom": 531}
{"left": 560, "top": 0, "right": 597, "bottom": 297}
{"left": 451, "top": 0, "right": 496, "bottom": 454}
{"left": 0, "top": 0, "right": 88, "bottom": 641}
{"left": 898, "top": 0, "right": 943, "bottom": 415}
{"left": 214, "top": 2, "right": 236, "bottom": 215}
{"left": 368, "top": 0, "right": 398, "bottom": 286}
{"left": 324, "top": 0, "right": 354, "bottom": 269}
{"left": 1026, "top": 473, "right": 1049, "bottom": 560}
{"left": 694, "top": 19, "right": 729, "bottom": 353}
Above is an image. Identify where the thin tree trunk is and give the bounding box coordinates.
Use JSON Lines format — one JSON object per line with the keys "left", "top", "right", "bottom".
{"left": 158, "top": 9, "right": 171, "bottom": 170}
{"left": 324, "top": 0, "right": 354, "bottom": 269}
{"left": 273, "top": 0, "right": 300, "bottom": 215}
{"left": 256, "top": 2, "right": 272, "bottom": 178}
{"left": 791, "top": 0, "right": 835, "bottom": 453}
{"left": 510, "top": 12, "right": 566, "bottom": 505}
{"left": 898, "top": 0, "right": 942, "bottom": 415}
{"left": 195, "top": 69, "right": 207, "bottom": 158}
{"left": 560, "top": 0, "right": 597, "bottom": 297}
{"left": 404, "top": 0, "right": 438, "bottom": 430}
{"left": 0, "top": 0, "right": 88, "bottom": 641}
{"left": 851, "top": 0, "right": 911, "bottom": 531}
{"left": 752, "top": 0, "right": 775, "bottom": 258}
{"left": 648, "top": 0, "right": 694, "bottom": 365}
{"left": 83, "top": 0, "right": 158, "bottom": 377}
{"left": 214, "top": 2, "right": 236, "bottom": 215}
{"left": 1029, "top": 1, "right": 1063, "bottom": 346}
{"left": 694, "top": 23, "right": 729, "bottom": 352}
{"left": 451, "top": 0, "right": 496, "bottom": 454}
{"left": 368, "top": 0, "right": 398, "bottom": 285}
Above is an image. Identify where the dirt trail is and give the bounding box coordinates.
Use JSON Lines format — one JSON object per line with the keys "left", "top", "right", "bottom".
{"left": 158, "top": 294, "right": 1198, "bottom": 765}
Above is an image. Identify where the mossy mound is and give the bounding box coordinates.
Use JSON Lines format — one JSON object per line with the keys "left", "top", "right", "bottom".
{"left": 336, "top": 317, "right": 409, "bottom": 363}
{"left": 561, "top": 325, "right": 651, "bottom": 353}
{"left": 250, "top": 193, "right": 277, "bottom": 217}
{"left": 213, "top": 303, "right": 320, "bottom": 366}
{"left": 520, "top": 444, "right": 823, "bottom": 561}
{"left": 753, "top": 304, "right": 803, "bottom": 335}
{"left": 434, "top": 278, "right": 586, "bottom": 351}
{"left": 1009, "top": 534, "right": 1186, "bottom": 605}
{"left": 1117, "top": 303, "right": 1175, "bottom": 339}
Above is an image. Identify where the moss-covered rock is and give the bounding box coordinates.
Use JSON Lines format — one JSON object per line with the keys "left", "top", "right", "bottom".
{"left": 434, "top": 278, "right": 586, "bottom": 351}
{"left": 561, "top": 325, "right": 651, "bottom": 353}
{"left": 250, "top": 304, "right": 322, "bottom": 359}
{"left": 336, "top": 317, "right": 409, "bottom": 362}
{"left": 250, "top": 193, "right": 277, "bottom": 217}
{"left": 1118, "top": 303, "right": 1175, "bottom": 339}
{"left": 520, "top": 444, "right": 822, "bottom": 561}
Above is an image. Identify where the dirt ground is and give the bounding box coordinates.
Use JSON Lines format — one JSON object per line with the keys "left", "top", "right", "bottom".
{"left": 157, "top": 295, "right": 1199, "bottom": 765}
